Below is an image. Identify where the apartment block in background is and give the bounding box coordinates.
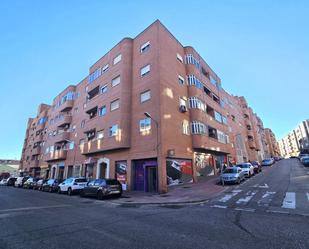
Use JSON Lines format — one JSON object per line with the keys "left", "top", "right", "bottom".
{"left": 278, "top": 120, "right": 309, "bottom": 157}
{"left": 20, "top": 20, "right": 273, "bottom": 193}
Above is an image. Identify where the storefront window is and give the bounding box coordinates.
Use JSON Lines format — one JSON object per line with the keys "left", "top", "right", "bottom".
{"left": 166, "top": 159, "right": 193, "bottom": 186}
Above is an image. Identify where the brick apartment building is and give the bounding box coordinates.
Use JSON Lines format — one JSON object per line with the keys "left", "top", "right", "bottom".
{"left": 20, "top": 20, "right": 274, "bottom": 193}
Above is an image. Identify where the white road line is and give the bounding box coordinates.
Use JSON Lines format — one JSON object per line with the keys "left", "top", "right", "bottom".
{"left": 234, "top": 207, "right": 255, "bottom": 212}
{"left": 258, "top": 191, "right": 276, "bottom": 206}
{"left": 282, "top": 192, "right": 296, "bottom": 209}
{"left": 236, "top": 191, "right": 257, "bottom": 204}
{"left": 210, "top": 205, "right": 227, "bottom": 209}
{"left": 0, "top": 204, "right": 71, "bottom": 213}
{"left": 219, "top": 190, "right": 242, "bottom": 203}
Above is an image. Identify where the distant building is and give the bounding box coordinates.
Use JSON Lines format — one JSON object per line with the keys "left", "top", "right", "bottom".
{"left": 278, "top": 120, "right": 309, "bottom": 157}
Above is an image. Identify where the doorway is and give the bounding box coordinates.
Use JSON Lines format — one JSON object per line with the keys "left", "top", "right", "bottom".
{"left": 99, "top": 162, "right": 107, "bottom": 178}
{"left": 146, "top": 166, "right": 157, "bottom": 192}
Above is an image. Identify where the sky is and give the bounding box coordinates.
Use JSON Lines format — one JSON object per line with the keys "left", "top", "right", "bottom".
{"left": 0, "top": 0, "right": 308, "bottom": 159}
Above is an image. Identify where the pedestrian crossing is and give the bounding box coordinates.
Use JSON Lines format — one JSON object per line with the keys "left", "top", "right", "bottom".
{"left": 210, "top": 189, "right": 309, "bottom": 214}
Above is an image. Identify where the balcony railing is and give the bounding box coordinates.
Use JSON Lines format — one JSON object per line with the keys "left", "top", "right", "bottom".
{"left": 32, "top": 147, "right": 41, "bottom": 155}
{"left": 60, "top": 100, "right": 74, "bottom": 112}
{"left": 57, "top": 115, "right": 72, "bottom": 128}
{"left": 54, "top": 131, "right": 70, "bottom": 143}
{"left": 45, "top": 150, "right": 67, "bottom": 162}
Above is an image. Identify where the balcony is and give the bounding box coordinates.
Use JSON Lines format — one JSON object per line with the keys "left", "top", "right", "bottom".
{"left": 32, "top": 147, "right": 41, "bottom": 155}
{"left": 248, "top": 139, "right": 256, "bottom": 149}
{"left": 60, "top": 100, "right": 74, "bottom": 112}
{"left": 54, "top": 131, "right": 70, "bottom": 143}
{"left": 45, "top": 150, "right": 67, "bottom": 162}
{"left": 37, "top": 123, "right": 46, "bottom": 131}
{"left": 57, "top": 115, "right": 72, "bottom": 128}
{"left": 34, "top": 134, "right": 43, "bottom": 143}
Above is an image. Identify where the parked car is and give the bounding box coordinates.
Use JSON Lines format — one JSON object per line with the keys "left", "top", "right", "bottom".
{"left": 251, "top": 161, "right": 262, "bottom": 173}
{"left": 261, "top": 158, "right": 274, "bottom": 166}
{"left": 236, "top": 163, "right": 255, "bottom": 177}
{"left": 0, "top": 178, "right": 8, "bottom": 186}
{"left": 14, "top": 176, "right": 29, "bottom": 188}
{"left": 300, "top": 154, "right": 309, "bottom": 163}
{"left": 301, "top": 156, "right": 309, "bottom": 167}
{"left": 298, "top": 154, "right": 309, "bottom": 160}
{"left": 6, "top": 177, "right": 17, "bottom": 186}
{"left": 58, "top": 177, "right": 88, "bottom": 195}
{"left": 80, "top": 179, "right": 122, "bottom": 199}
{"left": 23, "top": 177, "right": 40, "bottom": 189}
{"left": 42, "top": 179, "right": 60, "bottom": 192}
{"left": 220, "top": 167, "right": 245, "bottom": 184}
{"left": 33, "top": 179, "right": 47, "bottom": 190}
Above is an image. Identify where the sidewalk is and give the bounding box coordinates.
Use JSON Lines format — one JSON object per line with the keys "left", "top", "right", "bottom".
{"left": 110, "top": 176, "right": 228, "bottom": 206}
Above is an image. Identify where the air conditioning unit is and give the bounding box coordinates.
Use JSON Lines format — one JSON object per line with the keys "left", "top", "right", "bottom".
{"left": 179, "top": 105, "right": 187, "bottom": 113}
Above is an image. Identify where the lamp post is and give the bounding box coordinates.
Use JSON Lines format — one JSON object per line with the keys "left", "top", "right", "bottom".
{"left": 144, "top": 112, "right": 160, "bottom": 192}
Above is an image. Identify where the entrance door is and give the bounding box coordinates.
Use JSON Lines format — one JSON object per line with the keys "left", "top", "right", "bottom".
{"left": 99, "top": 162, "right": 107, "bottom": 178}
{"left": 147, "top": 167, "right": 157, "bottom": 192}
{"left": 134, "top": 162, "right": 144, "bottom": 191}
{"left": 58, "top": 167, "right": 64, "bottom": 181}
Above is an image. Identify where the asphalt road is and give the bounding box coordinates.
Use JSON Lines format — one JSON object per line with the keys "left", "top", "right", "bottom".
{"left": 0, "top": 159, "right": 308, "bottom": 249}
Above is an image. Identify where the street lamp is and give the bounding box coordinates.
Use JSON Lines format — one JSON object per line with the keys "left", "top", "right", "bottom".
{"left": 144, "top": 112, "right": 159, "bottom": 151}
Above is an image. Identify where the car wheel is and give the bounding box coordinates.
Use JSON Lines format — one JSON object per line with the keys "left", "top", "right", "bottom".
{"left": 237, "top": 178, "right": 241, "bottom": 184}
{"left": 57, "top": 188, "right": 61, "bottom": 194}
{"left": 67, "top": 188, "right": 72, "bottom": 196}
{"left": 97, "top": 190, "right": 104, "bottom": 200}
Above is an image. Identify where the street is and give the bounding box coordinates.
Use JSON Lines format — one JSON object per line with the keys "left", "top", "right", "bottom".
{"left": 0, "top": 159, "right": 308, "bottom": 249}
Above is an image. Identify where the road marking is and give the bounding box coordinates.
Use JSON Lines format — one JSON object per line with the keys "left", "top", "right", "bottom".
{"left": 258, "top": 191, "right": 276, "bottom": 206}
{"left": 282, "top": 192, "right": 296, "bottom": 209}
{"left": 234, "top": 207, "right": 255, "bottom": 212}
{"left": 219, "top": 190, "right": 242, "bottom": 203}
{"left": 267, "top": 210, "right": 289, "bottom": 215}
{"left": 253, "top": 184, "right": 269, "bottom": 189}
{"left": 210, "top": 205, "right": 227, "bottom": 209}
{"left": 0, "top": 204, "right": 71, "bottom": 213}
{"left": 236, "top": 191, "right": 257, "bottom": 204}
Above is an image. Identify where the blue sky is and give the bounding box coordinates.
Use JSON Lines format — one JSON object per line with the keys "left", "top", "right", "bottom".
{"left": 0, "top": 0, "right": 308, "bottom": 159}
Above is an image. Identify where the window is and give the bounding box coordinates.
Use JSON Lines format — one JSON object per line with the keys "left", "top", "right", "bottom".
{"left": 179, "top": 97, "right": 187, "bottom": 111}
{"left": 178, "top": 75, "right": 185, "bottom": 85}
{"left": 112, "top": 75, "right": 120, "bottom": 87}
{"left": 214, "top": 111, "right": 223, "bottom": 123}
{"left": 141, "top": 64, "right": 150, "bottom": 76}
{"left": 222, "top": 116, "right": 228, "bottom": 125}
{"left": 210, "top": 75, "right": 217, "bottom": 86}
{"left": 113, "top": 54, "right": 122, "bottom": 65}
{"left": 191, "top": 121, "right": 207, "bottom": 134}
{"left": 185, "top": 54, "right": 200, "bottom": 69}
{"left": 187, "top": 75, "right": 203, "bottom": 89}
{"left": 102, "top": 64, "right": 109, "bottom": 73}
{"left": 68, "top": 142, "right": 74, "bottom": 150}
{"left": 99, "top": 106, "right": 106, "bottom": 116}
{"left": 177, "top": 53, "right": 183, "bottom": 63}
{"left": 109, "top": 125, "right": 118, "bottom": 136}
{"left": 81, "top": 120, "right": 85, "bottom": 128}
{"left": 97, "top": 130, "right": 104, "bottom": 139}
{"left": 208, "top": 127, "right": 217, "bottom": 139}
{"left": 182, "top": 120, "right": 190, "bottom": 135}
{"left": 140, "top": 41, "right": 150, "bottom": 53}
{"left": 101, "top": 84, "right": 108, "bottom": 93}
{"left": 110, "top": 99, "right": 119, "bottom": 111}
{"left": 139, "top": 118, "right": 151, "bottom": 132}
{"left": 206, "top": 105, "right": 215, "bottom": 117}
{"left": 87, "top": 86, "right": 100, "bottom": 100}
{"left": 140, "top": 90, "right": 151, "bottom": 103}
{"left": 188, "top": 97, "right": 206, "bottom": 111}
{"left": 217, "top": 130, "right": 229, "bottom": 144}
{"left": 89, "top": 68, "right": 101, "bottom": 83}
{"left": 74, "top": 107, "right": 79, "bottom": 113}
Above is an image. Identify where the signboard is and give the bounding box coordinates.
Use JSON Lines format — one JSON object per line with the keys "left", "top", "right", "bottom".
{"left": 116, "top": 161, "right": 127, "bottom": 191}
{"left": 166, "top": 159, "right": 193, "bottom": 186}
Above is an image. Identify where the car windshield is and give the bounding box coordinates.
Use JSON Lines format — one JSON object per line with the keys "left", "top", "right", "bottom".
{"left": 237, "top": 164, "right": 249, "bottom": 168}
{"left": 223, "top": 168, "right": 238, "bottom": 174}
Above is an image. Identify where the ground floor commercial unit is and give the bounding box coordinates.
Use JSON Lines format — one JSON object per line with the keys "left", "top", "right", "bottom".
{"left": 25, "top": 148, "right": 231, "bottom": 193}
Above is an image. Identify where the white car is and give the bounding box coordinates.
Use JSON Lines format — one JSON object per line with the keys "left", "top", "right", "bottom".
{"left": 0, "top": 178, "right": 8, "bottom": 186}
{"left": 14, "top": 176, "right": 28, "bottom": 188}
{"left": 58, "top": 177, "right": 88, "bottom": 195}
{"left": 236, "top": 163, "right": 255, "bottom": 177}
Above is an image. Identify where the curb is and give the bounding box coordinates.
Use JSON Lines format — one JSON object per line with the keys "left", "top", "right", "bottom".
{"left": 110, "top": 186, "right": 230, "bottom": 207}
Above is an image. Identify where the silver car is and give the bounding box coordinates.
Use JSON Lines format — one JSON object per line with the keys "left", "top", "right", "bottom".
{"left": 236, "top": 163, "right": 255, "bottom": 177}
{"left": 220, "top": 167, "right": 245, "bottom": 184}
